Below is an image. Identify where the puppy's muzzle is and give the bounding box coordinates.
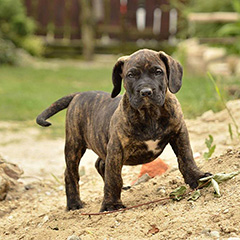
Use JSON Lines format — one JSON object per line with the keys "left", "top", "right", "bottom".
{"left": 140, "top": 88, "right": 153, "bottom": 97}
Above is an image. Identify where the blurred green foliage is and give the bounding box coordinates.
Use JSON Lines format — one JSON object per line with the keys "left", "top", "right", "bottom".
{"left": 218, "top": 0, "right": 240, "bottom": 54}
{"left": 172, "top": 0, "right": 235, "bottom": 38}
{"left": 0, "top": 0, "right": 43, "bottom": 64}
{"left": 187, "top": 0, "right": 233, "bottom": 13}
{"left": 216, "top": 0, "right": 240, "bottom": 54}
{"left": 0, "top": 0, "right": 35, "bottom": 38}
{"left": 0, "top": 0, "right": 35, "bottom": 40}
{"left": 0, "top": 38, "right": 17, "bottom": 64}
{"left": 20, "top": 35, "right": 45, "bottom": 56}
{"left": 172, "top": 0, "right": 240, "bottom": 54}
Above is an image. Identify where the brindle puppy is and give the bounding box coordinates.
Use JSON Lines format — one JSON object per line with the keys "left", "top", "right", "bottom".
{"left": 36, "top": 49, "right": 210, "bottom": 212}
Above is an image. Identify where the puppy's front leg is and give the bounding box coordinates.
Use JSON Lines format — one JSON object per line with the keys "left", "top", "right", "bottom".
{"left": 170, "top": 122, "right": 211, "bottom": 189}
{"left": 100, "top": 139, "right": 126, "bottom": 212}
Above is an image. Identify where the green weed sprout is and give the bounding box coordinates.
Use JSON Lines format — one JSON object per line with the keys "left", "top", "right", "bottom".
{"left": 208, "top": 72, "right": 240, "bottom": 139}
{"left": 204, "top": 135, "right": 216, "bottom": 160}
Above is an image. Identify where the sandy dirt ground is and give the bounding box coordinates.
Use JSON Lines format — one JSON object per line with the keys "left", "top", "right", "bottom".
{"left": 0, "top": 100, "right": 240, "bottom": 240}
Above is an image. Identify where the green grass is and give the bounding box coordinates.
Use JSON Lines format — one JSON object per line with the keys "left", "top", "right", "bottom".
{"left": 177, "top": 74, "right": 220, "bottom": 118}
{"left": 0, "top": 65, "right": 112, "bottom": 121}
{"left": 0, "top": 64, "right": 113, "bottom": 137}
{"left": 177, "top": 74, "right": 240, "bottom": 118}
{"left": 0, "top": 64, "right": 239, "bottom": 137}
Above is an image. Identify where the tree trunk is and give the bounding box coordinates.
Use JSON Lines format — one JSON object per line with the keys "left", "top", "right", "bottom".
{"left": 80, "top": 0, "right": 95, "bottom": 61}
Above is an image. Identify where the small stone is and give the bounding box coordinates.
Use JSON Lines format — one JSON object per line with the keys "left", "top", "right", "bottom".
{"left": 132, "top": 173, "right": 151, "bottom": 186}
{"left": 234, "top": 163, "right": 240, "bottom": 168}
{"left": 137, "top": 158, "right": 168, "bottom": 178}
{"left": 223, "top": 209, "right": 229, "bottom": 214}
{"left": 222, "top": 227, "right": 238, "bottom": 234}
{"left": 227, "top": 148, "right": 233, "bottom": 153}
{"left": 58, "top": 185, "right": 64, "bottom": 191}
{"left": 193, "top": 152, "right": 201, "bottom": 159}
{"left": 24, "top": 184, "right": 34, "bottom": 190}
{"left": 169, "top": 179, "right": 177, "bottom": 185}
{"left": 67, "top": 235, "right": 81, "bottom": 240}
{"left": 210, "top": 230, "right": 220, "bottom": 238}
{"left": 122, "top": 185, "right": 131, "bottom": 190}
{"left": 203, "top": 47, "right": 226, "bottom": 62}
{"left": 43, "top": 215, "right": 49, "bottom": 223}
{"left": 0, "top": 174, "right": 9, "bottom": 200}
{"left": 156, "top": 187, "right": 166, "bottom": 196}
{"left": 79, "top": 166, "right": 85, "bottom": 176}
{"left": 45, "top": 191, "right": 51, "bottom": 196}
{"left": 201, "top": 229, "right": 210, "bottom": 235}
{"left": 115, "top": 220, "right": 120, "bottom": 227}
{"left": 189, "top": 201, "right": 196, "bottom": 208}
{"left": 1, "top": 161, "right": 23, "bottom": 180}
{"left": 208, "top": 62, "right": 231, "bottom": 76}
{"left": 218, "top": 159, "right": 223, "bottom": 164}
{"left": 200, "top": 110, "right": 215, "bottom": 122}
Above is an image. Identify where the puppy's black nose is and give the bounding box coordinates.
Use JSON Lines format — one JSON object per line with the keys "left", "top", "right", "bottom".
{"left": 140, "top": 88, "right": 153, "bottom": 97}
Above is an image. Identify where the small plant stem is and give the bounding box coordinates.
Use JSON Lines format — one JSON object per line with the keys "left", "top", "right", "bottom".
{"left": 207, "top": 72, "right": 240, "bottom": 138}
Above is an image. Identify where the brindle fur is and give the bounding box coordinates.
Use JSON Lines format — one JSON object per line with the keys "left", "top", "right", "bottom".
{"left": 36, "top": 49, "right": 210, "bottom": 212}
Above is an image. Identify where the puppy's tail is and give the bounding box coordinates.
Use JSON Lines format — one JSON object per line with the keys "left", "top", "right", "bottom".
{"left": 36, "top": 93, "right": 79, "bottom": 127}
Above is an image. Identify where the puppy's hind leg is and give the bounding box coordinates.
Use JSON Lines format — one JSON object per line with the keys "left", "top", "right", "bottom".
{"left": 95, "top": 157, "right": 105, "bottom": 180}
{"left": 64, "top": 135, "right": 86, "bottom": 211}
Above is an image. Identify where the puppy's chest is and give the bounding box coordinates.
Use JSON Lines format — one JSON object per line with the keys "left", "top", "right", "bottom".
{"left": 131, "top": 120, "right": 175, "bottom": 144}
{"left": 125, "top": 139, "right": 166, "bottom": 165}
{"left": 125, "top": 115, "right": 180, "bottom": 157}
{"left": 131, "top": 137, "right": 168, "bottom": 157}
{"left": 144, "top": 139, "right": 162, "bottom": 154}
{"left": 129, "top": 122, "right": 177, "bottom": 157}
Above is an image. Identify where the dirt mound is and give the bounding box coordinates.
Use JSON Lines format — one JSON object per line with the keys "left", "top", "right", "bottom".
{"left": 1, "top": 100, "right": 240, "bottom": 239}
{"left": 0, "top": 156, "right": 23, "bottom": 201}
{"left": 0, "top": 148, "right": 239, "bottom": 240}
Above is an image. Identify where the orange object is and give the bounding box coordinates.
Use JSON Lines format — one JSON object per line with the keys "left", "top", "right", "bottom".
{"left": 138, "top": 158, "right": 169, "bottom": 178}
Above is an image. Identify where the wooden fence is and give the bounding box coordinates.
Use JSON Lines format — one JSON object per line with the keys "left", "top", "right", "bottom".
{"left": 24, "top": 0, "right": 177, "bottom": 42}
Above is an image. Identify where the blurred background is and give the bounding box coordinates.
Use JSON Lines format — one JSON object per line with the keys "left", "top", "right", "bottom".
{"left": 1, "top": 2, "right": 240, "bottom": 237}
{"left": 0, "top": 0, "right": 240, "bottom": 127}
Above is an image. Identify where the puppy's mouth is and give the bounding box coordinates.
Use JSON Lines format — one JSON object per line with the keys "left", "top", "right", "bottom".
{"left": 130, "top": 92, "right": 165, "bottom": 109}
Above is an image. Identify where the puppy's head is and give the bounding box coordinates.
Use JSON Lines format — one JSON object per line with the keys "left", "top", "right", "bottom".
{"left": 111, "top": 49, "right": 183, "bottom": 109}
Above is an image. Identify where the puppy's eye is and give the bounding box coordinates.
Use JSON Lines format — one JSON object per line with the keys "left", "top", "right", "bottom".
{"left": 127, "top": 72, "right": 134, "bottom": 78}
{"left": 155, "top": 69, "right": 163, "bottom": 75}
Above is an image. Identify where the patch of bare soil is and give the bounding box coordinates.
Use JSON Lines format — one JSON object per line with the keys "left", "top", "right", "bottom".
{"left": 1, "top": 100, "right": 240, "bottom": 240}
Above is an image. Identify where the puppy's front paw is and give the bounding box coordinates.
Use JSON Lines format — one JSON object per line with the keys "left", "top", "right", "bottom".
{"left": 100, "top": 202, "right": 126, "bottom": 212}
{"left": 67, "top": 199, "right": 84, "bottom": 211}
{"left": 186, "top": 172, "right": 212, "bottom": 189}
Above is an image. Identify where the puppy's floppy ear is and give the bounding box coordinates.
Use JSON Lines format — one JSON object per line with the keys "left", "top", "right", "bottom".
{"left": 111, "top": 56, "right": 128, "bottom": 98}
{"left": 159, "top": 51, "right": 183, "bottom": 93}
